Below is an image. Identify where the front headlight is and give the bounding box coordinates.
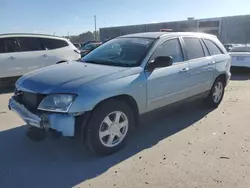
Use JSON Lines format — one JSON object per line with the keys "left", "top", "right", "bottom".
{"left": 38, "top": 94, "right": 77, "bottom": 112}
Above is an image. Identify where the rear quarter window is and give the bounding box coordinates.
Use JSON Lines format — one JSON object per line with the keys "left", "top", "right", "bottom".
{"left": 40, "top": 38, "right": 69, "bottom": 50}
{"left": 204, "top": 39, "right": 223, "bottom": 55}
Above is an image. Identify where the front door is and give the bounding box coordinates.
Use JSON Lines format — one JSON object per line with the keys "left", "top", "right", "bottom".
{"left": 0, "top": 37, "right": 47, "bottom": 78}
{"left": 0, "top": 37, "right": 25, "bottom": 78}
{"left": 146, "top": 38, "right": 191, "bottom": 111}
{"left": 16, "top": 37, "right": 48, "bottom": 73}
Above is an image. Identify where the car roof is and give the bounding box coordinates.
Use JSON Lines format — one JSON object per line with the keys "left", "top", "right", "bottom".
{"left": 119, "top": 32, "right": 167, "bottom": 39}
{"left": 0, "top": 33, "right": 67, "bottom": 40}
{"left": 119, "top": 32, "right": 216, "bottom": 39}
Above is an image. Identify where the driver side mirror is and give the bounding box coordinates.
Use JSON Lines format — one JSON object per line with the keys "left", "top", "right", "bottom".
{"left": 147, "top": 56, "right": 173, "bottom": 71}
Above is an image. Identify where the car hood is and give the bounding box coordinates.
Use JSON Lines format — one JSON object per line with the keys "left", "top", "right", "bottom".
{"left": 17, "top": 61, "right": 131, "bottom": 94}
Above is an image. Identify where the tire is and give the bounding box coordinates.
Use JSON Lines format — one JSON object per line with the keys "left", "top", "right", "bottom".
{"left": 84, "top": 99, "right": 134, "bottom": 155}
{"left": 204, "top": 77, "right": 225, "bottom": 108}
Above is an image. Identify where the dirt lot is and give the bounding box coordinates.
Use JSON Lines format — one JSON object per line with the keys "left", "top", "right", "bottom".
{"left": 0, "top": 70, "right": 250, "bottom": 188}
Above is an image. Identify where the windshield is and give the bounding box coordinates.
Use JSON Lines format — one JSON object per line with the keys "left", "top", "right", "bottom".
{"left": 80, "top": 43, "right": 97, "bottom": 50}
{"left": 80, "top": 37, "right": 155, "bottom": 67}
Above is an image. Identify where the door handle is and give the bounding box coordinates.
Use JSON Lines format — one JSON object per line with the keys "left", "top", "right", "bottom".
{"left": 10, "top": 56, "right": 15, "bottom": 60}
{"left": 179, "top": 67, "right": 189, "bottom": 73}
{"left": 208, "top": 61, "right": 216, "bottom": 65}
{"left": 42, "top": 54, "right": 48, "bottom": 57}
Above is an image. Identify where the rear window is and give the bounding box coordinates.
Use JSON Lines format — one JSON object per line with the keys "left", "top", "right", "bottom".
{"left": 40, "top": 38, "right": 68, "bottom": 50}
{"left": 204, "top": 39, "right": 223, "bottom": 55}
{"left": 183, "top": 37, "right": 204, "bottom": 60}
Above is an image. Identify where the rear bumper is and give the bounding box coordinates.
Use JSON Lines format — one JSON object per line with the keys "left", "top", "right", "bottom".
{"left": 8, "top": 97, "right": 76, "bottom": 137}
{"left": 231, "top": 61, "right": 250, "bottom": 68}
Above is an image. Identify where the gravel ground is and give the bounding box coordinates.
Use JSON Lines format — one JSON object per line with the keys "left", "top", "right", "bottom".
{"left": 0, "top": 70, "right": 250, "bottom": 188}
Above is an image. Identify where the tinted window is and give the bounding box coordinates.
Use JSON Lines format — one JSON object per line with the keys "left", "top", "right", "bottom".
{"left": 17, "top": 37, "right": 43, "bottom": 52}
{"left": 0, "top": 39, "right": 4, "bottom": 53}
{"left": 40, "top": 38, "right": 68, "bottom": 50}
{"left": 204, "top": 39, "right": 223, "bottom": 55}
{"left": 183, "top": 38, "right": 204, "bottom": 60}
{"left": 0, "top": 38, "right": 20, "bottom": 53}
{"left": 152, "top": 38, "right": 184, "bottom": 63}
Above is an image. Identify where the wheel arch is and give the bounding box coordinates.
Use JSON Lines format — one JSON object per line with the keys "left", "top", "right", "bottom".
{"left": 93, "top": 94, "right": 139, "bottom": 124}
{"left": 215, "top": 73, "right": 227, "bottom": 85}
{"left": 75, "top": 94, "right": 140, "bottom": 140}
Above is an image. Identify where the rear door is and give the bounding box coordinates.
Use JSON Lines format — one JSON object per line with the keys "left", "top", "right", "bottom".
{"left": 203, "top": 38, "right": 228, "bottom": 77}
{"left": 182, "top": 37, "right": 215, "bottom": 96}
{"left": 15, "top": 37, "right": 47, "bottom": 73}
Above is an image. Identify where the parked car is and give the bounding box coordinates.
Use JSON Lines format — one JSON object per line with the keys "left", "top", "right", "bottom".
{"left": 223, "top": 43, "right": 235, "bottom": 52}
{"left": 0, "top": 33, "right": 81, "bottom": 78}
{"left": 9, "top": 32, "right": 231, "bottom": 155}
{"left": 81, "top": 40, "right": 100, "bottom": 47}
{"left": 73, "top": 43, "right": 82, "bottom": 49}
{"left": 229, "top": 44, "right": 250, "bottom": 68}
{"left": 79, "top": 42, "right": 102, "bottom": 57}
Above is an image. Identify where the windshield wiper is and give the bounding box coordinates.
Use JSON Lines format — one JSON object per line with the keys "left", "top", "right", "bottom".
{"left": 82, "top": 60, "right": 101, "bottom": 64}
{"left": 82, "top": 59, "right": 134, "bottom": 67}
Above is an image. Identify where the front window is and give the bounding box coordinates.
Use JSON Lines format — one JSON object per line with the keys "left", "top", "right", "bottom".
{"left": 80, "top": 37, "right": 155, "bottom": 67}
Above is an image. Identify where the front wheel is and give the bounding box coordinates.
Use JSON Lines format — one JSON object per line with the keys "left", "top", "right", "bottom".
{"left": 83, "top": 100, "right": 134, "bottom": 155}
{"left": 204, "top": 78, "right": 225, "bottom": 108}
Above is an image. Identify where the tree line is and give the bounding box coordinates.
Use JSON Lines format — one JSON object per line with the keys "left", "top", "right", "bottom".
{"left": 63, "top": 31, "right": 100, "bottom": 43}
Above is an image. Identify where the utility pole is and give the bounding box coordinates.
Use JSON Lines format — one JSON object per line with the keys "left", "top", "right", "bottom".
{"left": 94, "top": 15, "right": 97, "bottom": 40}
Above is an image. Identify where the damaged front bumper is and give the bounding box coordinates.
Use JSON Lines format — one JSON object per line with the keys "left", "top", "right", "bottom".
{"left": 8, "top": 97, "right": 76, "bottom": 137}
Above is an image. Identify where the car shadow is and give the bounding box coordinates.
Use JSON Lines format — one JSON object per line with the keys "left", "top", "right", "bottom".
{"left": 0, "top": 101, "right": 212, "bottom": 188}
{"left": 230, "top": 67, "right": 250, "bottom": 80}
{"left": 0, "top": 87, "right": 15, "bottom": 94}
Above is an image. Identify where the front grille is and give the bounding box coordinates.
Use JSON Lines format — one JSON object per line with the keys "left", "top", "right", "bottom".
{"left": 15, "top": 90, "right": 45, "bottom": 112}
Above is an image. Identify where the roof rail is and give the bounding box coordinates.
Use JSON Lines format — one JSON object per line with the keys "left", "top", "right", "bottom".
{"left": 0, "top": 33, "right": 63, "bottom": 38}
{"left": 160, "top": 29, "right": 173, "bottom": 32}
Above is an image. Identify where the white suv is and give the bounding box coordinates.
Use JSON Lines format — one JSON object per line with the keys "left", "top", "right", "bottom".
{"left": 0, "top": 33, "right": 81, "bottom": 78}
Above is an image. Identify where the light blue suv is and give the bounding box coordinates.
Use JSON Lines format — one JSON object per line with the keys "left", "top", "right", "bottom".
{"left": 9, "top": 32, "right": 231, "bottom": 155}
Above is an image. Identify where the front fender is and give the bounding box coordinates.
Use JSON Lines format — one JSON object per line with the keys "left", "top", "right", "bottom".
{"left": 68, "top": 72, "right": 147, "bottom": 114}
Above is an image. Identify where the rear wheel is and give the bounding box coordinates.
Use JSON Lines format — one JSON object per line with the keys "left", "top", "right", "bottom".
{"left": 83, "top": 100, "right": 134, "bottom": 155}
{"left": 204, "top": 78, "right": 225, "bottom": 108}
